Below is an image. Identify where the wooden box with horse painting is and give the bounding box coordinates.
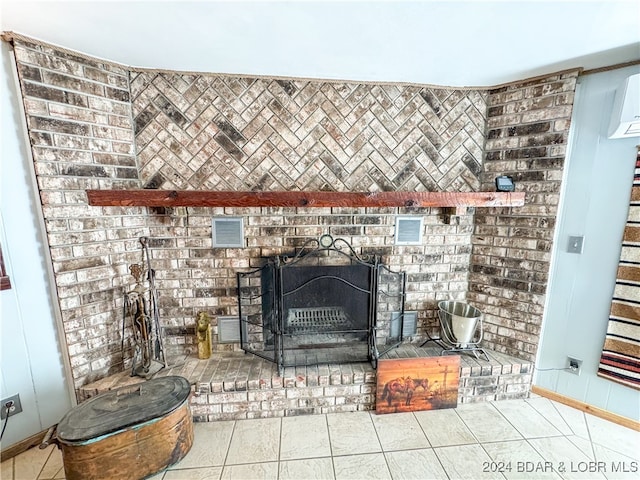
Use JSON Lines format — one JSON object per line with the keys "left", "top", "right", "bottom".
{"left": 376, "top": 356, "right": 460, "bottom": 414}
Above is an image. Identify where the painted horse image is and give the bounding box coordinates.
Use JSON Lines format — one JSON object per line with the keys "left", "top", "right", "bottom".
{"left": 380, "top": 376, "right": 430, "bottom": 406}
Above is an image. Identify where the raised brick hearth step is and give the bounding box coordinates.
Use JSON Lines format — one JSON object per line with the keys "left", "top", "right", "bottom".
{"left": 78, "top": 346, "right": 532, "bottom": 421}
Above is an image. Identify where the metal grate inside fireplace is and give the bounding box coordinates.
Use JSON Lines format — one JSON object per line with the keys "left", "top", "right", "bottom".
{"left": 237, "top": 235, "right": 407, "bottom": 374}
{"left": 287, "top": 307, "right": 351, "bottom": 335}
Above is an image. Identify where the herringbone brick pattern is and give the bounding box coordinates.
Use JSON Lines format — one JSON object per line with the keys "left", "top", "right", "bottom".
{"left": 130, "top": 73, "right": 487, "bottom": 192}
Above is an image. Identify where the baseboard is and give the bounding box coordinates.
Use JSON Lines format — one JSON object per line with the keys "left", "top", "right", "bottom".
{"left": 531, "top": 385, "right": 640, "bottom": 432}
{"left": 0, "top": 428, "right": 48, "bottom": 461}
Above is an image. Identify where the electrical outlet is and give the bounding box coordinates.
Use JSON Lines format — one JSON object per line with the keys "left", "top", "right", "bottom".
{"left": 567, "top": 357, "right": 582, "bottom": 375}
{"left": 567, "top": 235, "right": 584, "bottom": 254}
{"left": 1, "top": 394, "right": 23, "bottom": 419}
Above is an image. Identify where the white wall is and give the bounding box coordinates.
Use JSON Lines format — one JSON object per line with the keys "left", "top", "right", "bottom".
{"left": 0, "top": 42, "right": 72, "bottom": 449}
{"left": 535, "top": 65, "right": 640, "bottom": 420}
{"left": 1, "top": 1, "right": 639, "bottom": 87}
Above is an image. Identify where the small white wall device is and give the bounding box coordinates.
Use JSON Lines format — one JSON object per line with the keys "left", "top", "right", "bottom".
{"left": 608, "top": 73, "right": 640, "bottom": 139}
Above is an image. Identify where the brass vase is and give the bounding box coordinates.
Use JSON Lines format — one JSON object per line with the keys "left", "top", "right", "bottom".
{"left": 196, "top": 311, "right": 212, "bottom": 360}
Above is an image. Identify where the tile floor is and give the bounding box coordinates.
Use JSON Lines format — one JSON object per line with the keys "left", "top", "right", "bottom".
{"left": 2, "top": 394, "right": 638, "bottom": 480}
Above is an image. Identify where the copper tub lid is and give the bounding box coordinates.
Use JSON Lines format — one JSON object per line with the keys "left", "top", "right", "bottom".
{"left": 57, "top": 376, "right": 190, "bottom": 443}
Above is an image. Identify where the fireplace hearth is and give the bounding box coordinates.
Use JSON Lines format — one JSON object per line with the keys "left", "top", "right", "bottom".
{"left": 238, "top": 235, "right": 407, "bottom": 374}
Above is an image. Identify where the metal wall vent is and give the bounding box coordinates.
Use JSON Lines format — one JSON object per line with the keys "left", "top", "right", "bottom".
{"left": 395, "top": 216, "right": 423, "bottom": 245}
{"left": 218, "top": 316, "right": 241, "bottom": 343}
{"left": 212, "top": 217, "right": 244, "bottom": 248}
{"left": 390, "top": 311, "right": 418, "bottom": 337}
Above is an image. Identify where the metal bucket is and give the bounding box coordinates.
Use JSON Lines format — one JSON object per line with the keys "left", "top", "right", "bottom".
{"left": 438, "top": 301, "right": 482, "bottom": 347}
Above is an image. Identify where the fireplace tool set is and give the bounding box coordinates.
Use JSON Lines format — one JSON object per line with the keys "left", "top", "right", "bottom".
{"left": 122, "top": 237, "right": 168, "bottom": 378}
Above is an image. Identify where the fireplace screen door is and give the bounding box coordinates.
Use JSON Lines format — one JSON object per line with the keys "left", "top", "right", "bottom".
{"left": 237, "top": 235, "right": 406, "bottom": 374}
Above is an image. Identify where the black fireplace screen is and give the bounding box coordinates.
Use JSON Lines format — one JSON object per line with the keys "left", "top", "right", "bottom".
{"left": 237, "top": 235, "right": 406, "bottom": 374}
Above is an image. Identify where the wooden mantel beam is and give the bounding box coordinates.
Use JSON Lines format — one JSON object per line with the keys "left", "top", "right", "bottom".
{"left": 86, "top": 190, "right": 525, "bottom": 209}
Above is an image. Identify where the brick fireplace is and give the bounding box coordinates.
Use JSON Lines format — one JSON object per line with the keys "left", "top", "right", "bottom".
{"left": 4, "top": 33, "right": 577, "bottom": 400}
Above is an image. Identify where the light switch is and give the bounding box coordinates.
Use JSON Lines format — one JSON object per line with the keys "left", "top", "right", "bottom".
{"left": 567, "top": 235, "right": 584, "bottom": 254}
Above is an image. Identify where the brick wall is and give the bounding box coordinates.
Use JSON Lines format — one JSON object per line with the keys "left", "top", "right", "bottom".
{"left": 128, "top": 72, "right": 485, "bottom": 355}
{"left": 9, "top": 35, "right": 578, "bottom": 392}
{"left": 468, "top": 72, "right": 578, "bottom": 361}
{"left": 130, "top": 73, "right": 487, "bottom": 192}
{"left": 11, "top": 39, "right": 149, "bottom": 388}
{"left": 146, "top": 206, "right": 473, "bottom": 355}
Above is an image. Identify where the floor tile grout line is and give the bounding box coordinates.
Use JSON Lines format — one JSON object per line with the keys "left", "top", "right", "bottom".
{"left": 525, "top": 396, "right": 574, "bottom": 436}
{"left": 486, "top": 400, "right": 529, "bottom": 441}
{"left": 429, "top": 446, "right": 455, "bottom": 480}
{"left": 20, "top": 445, "right": 55, "bottom": 480}
{"left": 409, "top": 410, "right": 434, "bottom": 449}
{"left": 2, "top": 457, "right": 13, "bottom": 480}
{"left": 365, "top": 410, "right": 385, "bottom": 457}
{"left": 408, "top": 411, "right": 451, "bottom": 480}
{"left": 529, "top": 399, "right": 566, "bottom": 437}
{"left": 476, "top": 438, "right": 521, "bottom": 480}
{"left": 522, "top": 435, "right": 569, "bottom": 478}
{"left": 591, "top": 441, "right": 640, "bottom": 463}
{"left": 564, "top": 434, "right": 596, "bottom": 462}
{"left": 574, "top": 409, "right": 638, "bottom": 461}
{"left": 221, "top": 419, "right": 237, "bottom": 470}
{"left": 581, "top": 413, "right": 599, "bottom": 461}
{"left": 452, "top": 403, "right": 488, "bottom": 445}
{"left": 323, "top": 413, "right": 335, "bottom": 465}
{"left": 453, "top": 405, "right": 512, "bottom": 480}
{"left": 546, "top": 398, "right": 580, "bottom": 437}
{"left": 276, "top": 416, "right": 282, "bottom": 480}
{"left": 39, "top": 446, "right": 57, "bottom": 480}
{"left": 368, "top": 411, "right": 394, "bottom": 479}
{"left": 431, "top": 443, "right": 507, "bottom": 480}
{"left": 526, "top": 436, "right": 571, "bottom": 480}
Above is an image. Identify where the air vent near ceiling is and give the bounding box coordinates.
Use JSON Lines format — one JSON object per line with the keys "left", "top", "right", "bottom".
{"left": 218, "top": 316, "right": 241, "bottom": 343}
{"left": 390, "top": 311, "right": 418, "bottom": 338}
{"left": 395, "top": 216, "right": 423, "bottom": 245}
{"left": 212, "top": 217, "right": 244, "bottom": 247}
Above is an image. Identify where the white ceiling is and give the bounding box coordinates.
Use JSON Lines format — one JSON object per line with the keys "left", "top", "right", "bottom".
{"left": 1, "top": 0, "right": 639, "bottom": 87}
